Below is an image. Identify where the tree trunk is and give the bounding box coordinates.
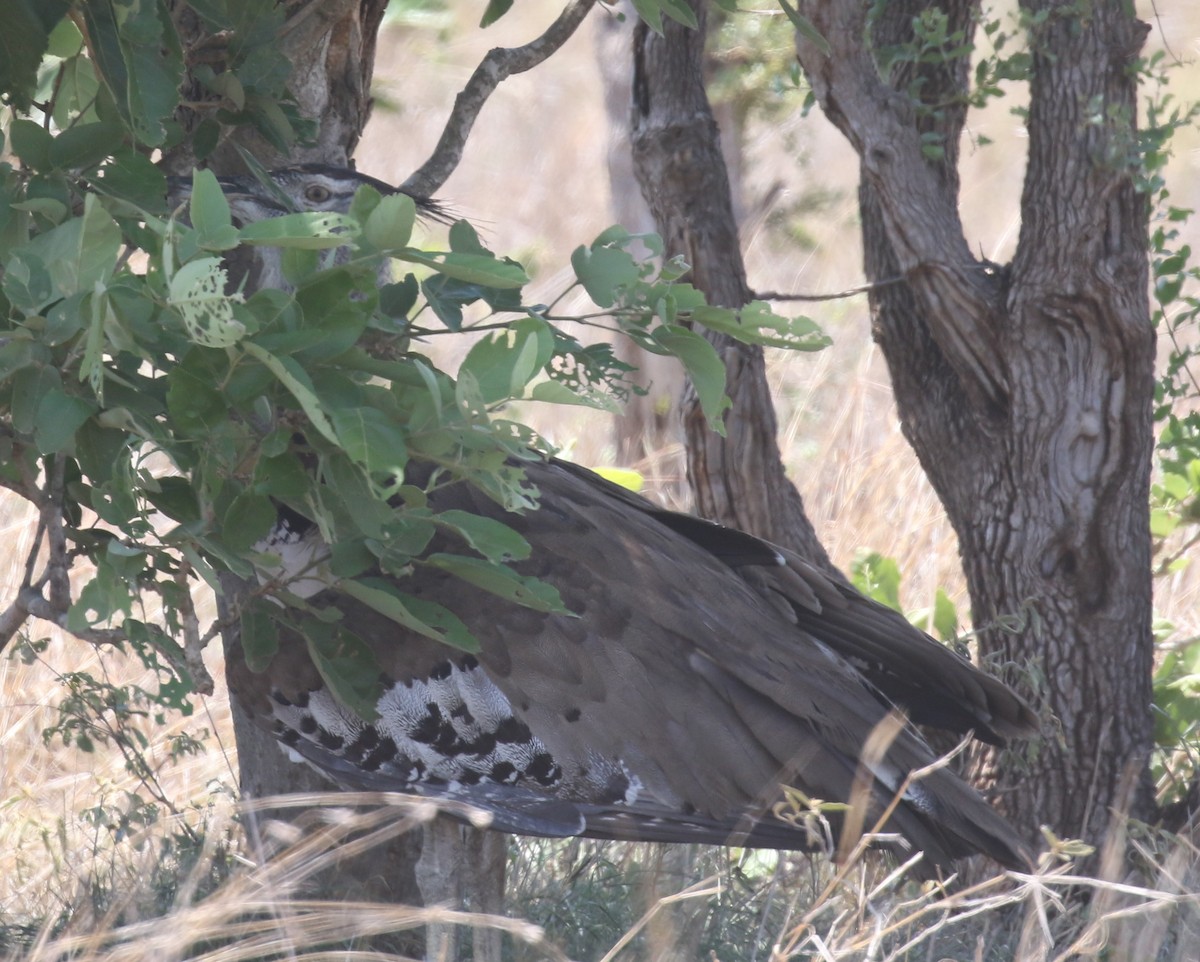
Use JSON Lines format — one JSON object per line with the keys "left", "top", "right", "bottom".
{"left": 629, "top": 1, "right": 836, "bottom": 572}
{"left": 165, "top": 0, "right": 389, "bottom": 173}
{"left": 164, "top": 3, "right": 511, "bottom": 952}
{"left": 796, "top": 0, "right": 1157, "bottom": 848}
{"left": 595, "top": 6, "right": 687, "bottom": 477}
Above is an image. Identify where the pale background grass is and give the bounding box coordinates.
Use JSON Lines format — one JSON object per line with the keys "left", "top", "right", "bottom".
{"left": 2, "top": 0, "right": 1199, "bottom": 938}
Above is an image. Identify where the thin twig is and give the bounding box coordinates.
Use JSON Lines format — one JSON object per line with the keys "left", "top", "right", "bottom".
{"left": 175, "top": 556, "right": 216, "bottom": 695}
{"left": 754, "top": 274, "right": 907, "bottom": 303}
{"left": 401, "top": 0, "right": 599, "bottom": 198}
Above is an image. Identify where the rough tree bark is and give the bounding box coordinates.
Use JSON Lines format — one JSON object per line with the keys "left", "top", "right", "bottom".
{"left": 795, "top": 0, "right": 1157, "bottom": 847}
{"left": 629, "top": 0, "right": 836, "bottom": 572}
{"left": 595, "top": 7, "right": 687, "bottom": 475}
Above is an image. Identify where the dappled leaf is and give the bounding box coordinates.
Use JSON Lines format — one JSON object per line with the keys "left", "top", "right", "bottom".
{"left": 571, "top": 243, "right": 639, "bottom": 308}
{"left": 303, "top": 621, "right": 382, "bottom": 721}
{"left": 0, "top": 0, "right": 71, "bottom": 112}
{"left": 364, "top": 192, "right": 416, "bottom": 250}
{"left": 82, "top": 0, "right": 183, "bottom": 147}
{"left": 480, "top": 0, "right": 514, "bottom": 27}
{"left": 189, "top": 169, "right": 240, "bottom": 251}
{"left": 425, "top": 553, "right": 568, "bottom": 613}
{"left": 402, "top": 250, "right": 528, "bottom": 289}
{"left": 435, "top": 509, "right": 531, "bottom": 563}
{"left": 652, "top": 325, "right": 729, "bottom": 431}
{"left": 239, "top": 211, "right": 357, "bottom": 248}
{"left": 459, "top": 317, "right": 555, "bottom": 404}
{"left": 241, "top": 606, "right": 280, "bottom": 672}
{"left": 168, "top": 258, "right": 246, "bottom": 347}
{"left": 341, "top": 578, "right": 479, "bottom": 653}
{"left": 851, "top": 551, "right": 903, "bottom": 613}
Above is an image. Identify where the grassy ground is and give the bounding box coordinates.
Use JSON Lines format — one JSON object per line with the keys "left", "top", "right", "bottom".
{"left": 3, "top": 1, "right": 1200, "bottom": 958}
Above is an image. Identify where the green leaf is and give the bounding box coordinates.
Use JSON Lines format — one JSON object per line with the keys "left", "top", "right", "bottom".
{"left": 0, "top": 337, "right": 39, "bottom": 381}
{"left": 850, "top": 551, "right": 903, "bottom": 613}
{"left": 364, "top": 192, "right": 416, "bottom": 250}
{"left": 529, "top": 380, "right": 620, "bottom": 412}
{"left": 629, "top": 0, "right": 665, "bottom": 35}
{"left": 330, "top": 407, "right": 409, "bottom": 476}
{"left": 571, "top": 243, "right": 639, "bottom": 308}
{"left": 652, "top": 325, "right": 729, "bottom": 431}
{"left": 12, "top": 364, "right": 61, "bottom": 435}
{"left": 480, "top": 0, "right": 514, "bottom": 27}
{"left": 932, "top": 588, "right": 959, "bottom": 642}
{"left": 189, "top": 169, "right": 240, "bottom": 250}
{"left": 435, "top": 509, "right": 531, "bottom": 563}
{"left": 340, "top": 577, "right": 479, "bottom": 653}
{"left": 693, "top": 300, "right": 831, "bottom": 351}
{"left": 69, "top": 557, "right": 131, "bottom": 630}
{"left": 9, "top": 120, "right": 54, "bottom": 170}
{"left": 1, "top": 251, "right": 54, "bottom": 313}
{"left": 658, "top": 0, "right": 698, "bottom": 28}
{"left": 459, "top": 317, "right": 555, "bottom": 404}
{"left": 1150, "top": 506, "right": 1179, "bottom": 538}
{"left": 16, "top": 193, "right": 121, "bottom": 302}
{"left": 223, "top": 490, "right": 279, "bottom": 553}
{"left": 35, "top": 389, "right": 95, "bottom": 453}
{"left": 243, "top": 342, "right": 339, "bottom": 444}
{"left": 380, "top": 276, "right": 419, "bottom": 319}
{"left": 239, "top": 211, "right": 358, "bottom": 248}
{"left": 82, "top": 0, "right": 183, "bottom": 147}
{"left": 778, "top": 0, "right": 831, "bottom": 55}
{"left": 105, "top": 539, "right": 146, "bottom": 579}
{"left": 303, "top": 621, "right": 382, "bottom": 721}
{"left": 48, "top": 122, "right": 126, "bottom": 171}
{"left": 47, "top": 14, "right": 83, "bottom": 56}
{"left": 91, "top": 151, "right": 167, "bottom": 210}
{"left": 426, "top": 553, "right": 568, "bottom": 613}
{"left": 0, "top": 0, "right": 70, "bottom": 112}
{"left": 241, "top": 606, "right": 280, "bottom": 672}
{"left": 401, "top": 251, "right": 528, "bottom": 289}
{"left": 322, "top": 453, "right": 395, "bottom": 540}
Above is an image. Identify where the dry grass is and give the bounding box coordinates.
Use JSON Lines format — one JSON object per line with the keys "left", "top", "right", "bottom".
{"left": 4, "top": 0, "right": 1200, "bottom": 958}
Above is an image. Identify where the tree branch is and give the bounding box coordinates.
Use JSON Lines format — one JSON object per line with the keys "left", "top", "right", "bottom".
{"left": 401, "top": 0, "right": 599, "bottom": 198}
{"left": 793, "top": 2, "right": 1008, "bottom": 412}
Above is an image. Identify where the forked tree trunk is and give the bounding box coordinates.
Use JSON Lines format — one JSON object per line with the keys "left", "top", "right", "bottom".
{"left": 795, "top": 0, "right": 1157, "bottom": 847}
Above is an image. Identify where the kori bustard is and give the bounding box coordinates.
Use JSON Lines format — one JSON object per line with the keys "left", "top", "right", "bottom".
{"left": 175, "top": 164, "right": 1039, "bottom": 873}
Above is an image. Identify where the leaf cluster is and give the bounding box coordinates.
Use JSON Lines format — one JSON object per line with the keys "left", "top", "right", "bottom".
{"left": 0, "top": 3, "right": 827, "bottom": 721}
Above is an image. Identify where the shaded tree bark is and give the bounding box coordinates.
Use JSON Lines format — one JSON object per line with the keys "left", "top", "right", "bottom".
{"left": 629, "top": 2, "right": 836, "bottom": 572}
{"left": 165, "top": 0, "right": 389, "bottom": 173}
{"left": 595, "top": 8, "right": 687, "bottom": 475}
{"left": 795, "top": 0, "right": 1157, "bottom": 848}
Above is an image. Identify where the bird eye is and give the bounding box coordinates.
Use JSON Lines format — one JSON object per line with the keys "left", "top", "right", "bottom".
{"left": 304, "top": 184, "right": 332, "bottom": 205}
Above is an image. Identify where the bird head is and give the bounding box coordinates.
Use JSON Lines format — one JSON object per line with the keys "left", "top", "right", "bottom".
{"left": 166, "top": 162, "right": 448, "bottom": 222}
{"left": 165, "top": 163, "right": 450, "bottom": 291}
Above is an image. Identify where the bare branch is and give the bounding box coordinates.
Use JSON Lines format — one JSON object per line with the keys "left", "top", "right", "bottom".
{"left": 754, "top": 274, "right": 907, "bottom": 303}
{"left": 0, "top": 601, "right": 31, "bottom": 655}
{"left": 19, "top": 587, "right": 126, "bottom": 646}
{"left": 401, "top": 0, "right": 599, "bottom": 198}
{"left": 175, "top": 558, "right": 216, "bottom": 696}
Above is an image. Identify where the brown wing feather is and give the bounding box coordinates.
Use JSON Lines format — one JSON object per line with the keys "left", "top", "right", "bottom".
{"left": 228, "top": 457, "right": 1035, "bottom": 870}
